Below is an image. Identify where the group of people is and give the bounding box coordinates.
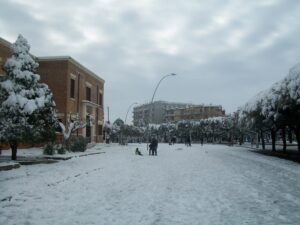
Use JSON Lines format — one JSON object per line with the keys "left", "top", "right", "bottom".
{"left": 135, "top": 137, "right": 158, "bottom": 156}
{"left": 135, "top": 135, "right": 204, "bottom": 156}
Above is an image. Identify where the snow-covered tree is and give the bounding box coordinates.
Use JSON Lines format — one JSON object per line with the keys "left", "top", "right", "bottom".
{"left": 0, "top": 35, "right": 57, "bottom": 160}
{"left": 279, "top": 63, "right": 300, "bottom": 151}
{"left": 237, "top": 63, "right": 300, "bottom": 152}
{"left": 58, "top": 116, "right": 86, "bottom": 141}
{"left": 109, "top": 118, "right": 143, "bottom": 144}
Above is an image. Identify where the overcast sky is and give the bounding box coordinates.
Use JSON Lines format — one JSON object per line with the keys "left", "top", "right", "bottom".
{"left": 1, "top": 0, "right": 300, "bottom": 123}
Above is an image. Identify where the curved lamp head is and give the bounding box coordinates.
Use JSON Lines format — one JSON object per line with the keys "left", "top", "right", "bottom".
{"left": 170, "top": 73, "right": 176, "bottom": 76}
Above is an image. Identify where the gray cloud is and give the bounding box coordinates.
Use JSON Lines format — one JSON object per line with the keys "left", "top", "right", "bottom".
{"left": 1, "top": 0, "right": 300, "bottom": 122}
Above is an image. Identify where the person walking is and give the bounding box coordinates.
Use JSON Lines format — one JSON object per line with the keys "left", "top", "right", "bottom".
{"left": 150, "top": 137, "right": 158, "bottom": 156}
{"left": 149, "top": 142, "right": 153, "bottom": 155}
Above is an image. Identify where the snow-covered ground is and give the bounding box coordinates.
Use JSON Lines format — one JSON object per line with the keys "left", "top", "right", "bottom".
{"left": 1, "top": 143, "right": 300, "bottom": 225}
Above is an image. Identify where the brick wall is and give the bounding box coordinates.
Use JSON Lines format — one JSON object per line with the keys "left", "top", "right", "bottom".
{"left": 0, "top": 39, "right": 11, "bottom": 76}
{"left": 37, "top": 60, "right": 69, "bottom": 121}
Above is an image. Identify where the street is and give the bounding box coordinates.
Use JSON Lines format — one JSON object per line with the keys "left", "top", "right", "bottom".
{"left": 1, "top": 144, "right": 300, "bottom": 225}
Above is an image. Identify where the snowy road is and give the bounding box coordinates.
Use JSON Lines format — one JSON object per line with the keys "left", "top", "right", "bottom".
{"left": 1, "top": 144, "right": 300, "bottom": 225}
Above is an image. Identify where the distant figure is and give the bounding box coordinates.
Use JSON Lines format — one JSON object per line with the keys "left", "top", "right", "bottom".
{"left": 185, "top": 135, "right": 191, "bottom": 147}
{"left": 149, "top": 137, "right": 158, "bottom": 156}
{"left": 105, "top": 134, "right": 110, "bottom": 144}
{"left": 135, "top": 148, "right": 142, "bottom": 156}
{"left": 200, "top": 137, "right": 204, "bottom": 146}
{"left": 171, "top": 136, "right": 176, "bottom": 145}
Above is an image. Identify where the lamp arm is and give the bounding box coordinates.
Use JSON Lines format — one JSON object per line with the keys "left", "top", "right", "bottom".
{"left": 151, "top": 74, "right": 171, "bottom": 103}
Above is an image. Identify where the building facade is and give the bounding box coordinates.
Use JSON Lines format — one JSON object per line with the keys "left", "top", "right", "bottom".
{"left": 172, "top": 105, "right": 225, "bottom": 122}
{"left": 133, "top": 101, "right": 194, "bottom": 126}
{"left": 133, "top": 101, "right": 226, "bottom": 126}
{"left": 0, "top": 37, "right": 105, "bottom": 143}
{"left": 37, "top": 57, "right": 105, "bottom": 143}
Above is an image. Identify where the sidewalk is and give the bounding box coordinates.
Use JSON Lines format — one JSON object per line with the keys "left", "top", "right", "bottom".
{"left": 237, "top": 142, "right": 300, "bottom": 163}
{"left": 0, "top": 161, "right": 21, "bottom": 171}
{"left": 0, "top": 144, "right": 105, "bottom": 171}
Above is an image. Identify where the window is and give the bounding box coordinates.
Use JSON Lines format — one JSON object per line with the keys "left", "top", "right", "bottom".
{"left": 98, "top": 125, "right": 103, "bottom": 135}
{"left": 99, "top": 93, "right": 103, "bottom": 106}
{"left": 86, "top": 86, "right": 91, "bottom": 101}
{"left": 70, "top": 79, "right": 75, "bottom": 98}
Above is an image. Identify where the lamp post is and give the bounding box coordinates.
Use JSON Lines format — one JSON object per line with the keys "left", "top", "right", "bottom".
{"left": 125, "top": 102, "right": 138, "bottom": 124}
{"left": 147, "top": 73, "right": 176, "bottom": 148}
{"left": 150, "top": 73, "right": 177, "bottom": 107}
{"left": 121, "top": 102, "right": 138, "bottom": 145}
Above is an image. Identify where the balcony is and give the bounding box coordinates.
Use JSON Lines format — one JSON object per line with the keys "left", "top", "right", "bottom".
{"left": 82, "top": 100, "right": 102, "bottom": 109}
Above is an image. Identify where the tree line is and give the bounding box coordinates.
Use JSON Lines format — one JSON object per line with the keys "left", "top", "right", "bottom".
{"left": 129, "top": 64, "right": 300, "bottom": 152}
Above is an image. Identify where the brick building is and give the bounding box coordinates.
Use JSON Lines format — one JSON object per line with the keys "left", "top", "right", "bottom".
{"left": 0, "top": 37, "right": 105, "bottom": 143}
{"left": 0, "top": 38, "right": 11, "bottom": 77}
{"left": 37, "top": 57, "right": 105, "bottom": 143}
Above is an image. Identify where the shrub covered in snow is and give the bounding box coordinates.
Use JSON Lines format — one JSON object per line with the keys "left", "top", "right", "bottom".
{"left": 69, "top": 136, "right": 87, "bottom": 152}
{"left": 56, "top": 145, "right": 66, "bottom": 155}
{"left": 43, "top": 143, "right": 56, "bottom": 155}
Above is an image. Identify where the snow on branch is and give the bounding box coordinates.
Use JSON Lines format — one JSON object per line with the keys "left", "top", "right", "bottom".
{"left": 59, "top": 120, "right": 86, "bottom": 140}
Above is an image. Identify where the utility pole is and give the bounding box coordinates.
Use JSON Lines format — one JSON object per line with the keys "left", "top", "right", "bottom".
{"left": 107, "top": 106, "right": 110, "bottom": 123}
{"left": 105, "top": 106, "right": 110, "bottom": 144}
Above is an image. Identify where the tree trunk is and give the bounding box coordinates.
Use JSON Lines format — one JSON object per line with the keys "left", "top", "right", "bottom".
{"left": 271, "top": 129, "right": 276, "bottom": 152}
{"left": 281, "top": 127, "right": 287, "bottom": 152}
{"left": 239, "top": 134, "right": 243, "bottom": 145}
{"left": 295, "top": 127, "right": 300, "bottom": 153}
{"left": 9, "top": 141, "right": 18, "bottom": 160}
{"left": 260, "top": 129, "right": 265, "bottom": 150}
{"left": 288, "top": 127, "right": 293, "bottom": 144}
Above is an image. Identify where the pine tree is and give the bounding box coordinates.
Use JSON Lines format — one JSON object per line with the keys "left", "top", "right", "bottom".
{"left": 0, "top": 35, "right": 57, "bottom": 160}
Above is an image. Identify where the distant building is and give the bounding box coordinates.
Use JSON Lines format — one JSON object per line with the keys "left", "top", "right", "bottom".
{"left": 172, "top": 105, "right": 225, "bottom": 122}
{"left": 133, "top": 101, "right": 194, "bottom": 126}
{"left": 133, "top": 100, "right": 225, "bottom": 126}
{"left": 0, "top": 37, "right": 105, "bottom": 143}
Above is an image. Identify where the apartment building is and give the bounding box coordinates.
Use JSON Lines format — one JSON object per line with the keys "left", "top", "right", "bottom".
{"left": 172, "top": 105, "right": 225, "bottom": 122}
{"left": 133, "top": 101, "right": 194, "bottom": 126}
{"left": 133, "top": 100, "right": 225, "bottom": 126}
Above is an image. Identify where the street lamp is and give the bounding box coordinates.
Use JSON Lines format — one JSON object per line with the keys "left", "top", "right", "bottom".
{"left": 149, "top": 73, "right": 176, "bottom": 124}
{"left": 150, "top": 73, "right": 177, "bottom": 105}
{"left": 125, "top": 102, "right": 138, "bottom": 124}
{"left": 147, "top": 73, "right": 176, "bottom": 148}
{"left": 121, "top": 102, "right": 138, "bottom": 145}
